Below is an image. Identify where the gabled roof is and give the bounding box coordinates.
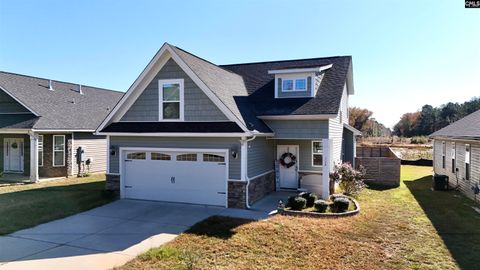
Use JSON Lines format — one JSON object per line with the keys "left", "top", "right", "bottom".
{"left": 0, "top": 72, "right": 123, "bottom": 130}
{"left": 430, "top": 109, "right": 480, "bottom": 139}
{"left": 97, "top": 43, "right": 353, "bottom": 135}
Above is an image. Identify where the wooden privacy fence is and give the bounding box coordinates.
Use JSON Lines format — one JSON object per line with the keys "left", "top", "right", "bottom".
{"left": 355, "top": 146, "right": 401, "bottom": 187}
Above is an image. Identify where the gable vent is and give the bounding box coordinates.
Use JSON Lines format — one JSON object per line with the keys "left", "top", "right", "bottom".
{"left": 48, "top": 80, "right": 54, "bottom": 91}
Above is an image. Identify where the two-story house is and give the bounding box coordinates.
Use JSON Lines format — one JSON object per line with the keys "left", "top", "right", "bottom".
{"left": 96, "top": 43, "right": 359, "bottom": 208}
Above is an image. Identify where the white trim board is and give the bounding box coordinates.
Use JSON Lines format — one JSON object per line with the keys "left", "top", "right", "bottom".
{"left": 96, "top": 132, "right": 272, "bottom": 137}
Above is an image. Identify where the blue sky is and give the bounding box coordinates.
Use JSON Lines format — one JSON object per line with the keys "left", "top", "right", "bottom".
{"left": 1, "top": 0, "right": 479, "bottom": 128}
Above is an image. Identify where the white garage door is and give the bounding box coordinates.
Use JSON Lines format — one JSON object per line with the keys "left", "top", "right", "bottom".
{"left": 122, "top": 149, "right": 227, "bottom": 206}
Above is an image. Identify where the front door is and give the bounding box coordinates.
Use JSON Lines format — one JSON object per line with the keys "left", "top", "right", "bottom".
{"left": 4, "top": 138, "right": 24, "bottom": 173}
{"left": 277, "top": 145, "right": 299, "bottom": 189}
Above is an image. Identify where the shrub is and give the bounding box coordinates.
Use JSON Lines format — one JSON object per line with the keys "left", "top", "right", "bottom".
{"left": 332, "top": 197, "right": 350, "bottom": 213}
{"left": 314, "top": 200, "right": 329, "bottom": 213}
{"left": 331, "top": 162, "right": 366, "bottom": 196}
{"left": 299, "top": 192, "right": 317, "bottom": 207}
{"left": 287, "top": 195, "right": 296, "bottom": 207}
{"left": 410, "top": 136, "right": 429, "bottom": 144}
{"left": 289, "top": 197, "right": 307, "bottom": 210}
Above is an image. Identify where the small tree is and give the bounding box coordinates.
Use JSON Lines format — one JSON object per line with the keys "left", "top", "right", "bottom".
{"left": 330, "top": 163, "right": 366, "bottom": 196}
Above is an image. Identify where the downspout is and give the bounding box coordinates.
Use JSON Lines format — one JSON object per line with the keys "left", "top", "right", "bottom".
{"left": 241, "top": 135, "right": 256, "bottom": 209}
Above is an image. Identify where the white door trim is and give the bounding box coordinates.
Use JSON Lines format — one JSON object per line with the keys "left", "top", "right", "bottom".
{"left": 3, "top": 138, "right": 24, "bottom": 173}
{"left": 277, "top": 145, "right": 299, "bottom": 189}
{"left": 118, "top": 147, "right": 229, "bottom": 207}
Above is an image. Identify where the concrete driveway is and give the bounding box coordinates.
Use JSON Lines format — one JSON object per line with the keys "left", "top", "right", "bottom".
{"left": 0, "top": 194, "right": 287, "bottom": 270}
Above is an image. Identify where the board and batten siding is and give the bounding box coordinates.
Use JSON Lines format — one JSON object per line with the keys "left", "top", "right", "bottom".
{"left": 272, "top": 139, "right": 322, "bottom": 172}
{"left": 433, "top": 139, "right": 480, "bottom": 201}
{"left": 264, "top": 120, "right": 329, "bottom": 139}
{"left": 247, "top": 137, "right": 274, "bottom": 178}
{"left": 72, "top": 132, "right": 107, "bottom": 175}
{"left": 109, "top": 136, "right": 241, "bottom": 179}
{"left": 328, "top": 85, "right": 348, "bottom": 164}
{"left": 120, "top": 58, "right": 228, "bottom": 122}
{"left": 0, "top": 89, "right": 31, "bottom": 113}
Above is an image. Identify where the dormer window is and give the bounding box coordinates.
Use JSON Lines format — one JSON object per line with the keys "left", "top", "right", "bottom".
{"left": 159, "top": 79, "right": 184, "bottom": 121}
{"left": 268, "top": 65, "right": 332, "bottom": 99}
{"left": 282, "top": 78, "right": 307, "bottom": 92}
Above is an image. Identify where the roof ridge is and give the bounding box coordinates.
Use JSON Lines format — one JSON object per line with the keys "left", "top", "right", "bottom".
{"left": 169, "top": 45, "right": 244, "bottom": 77}
{"left": 220, "top": 55, "right": 352, "bottom": 67}
{"left": 0, "top": 71, "right": 123, "bottom": 94}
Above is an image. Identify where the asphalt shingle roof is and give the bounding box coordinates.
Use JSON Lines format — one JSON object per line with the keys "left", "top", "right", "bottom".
{"left": 430, "top": 109, "right": 480, "bottom": 139}
{"left": 0, "top": 72, "right": 124, "bottom": 130}
{"left": 170, "top": 44, "right": 352, "bottom": 132}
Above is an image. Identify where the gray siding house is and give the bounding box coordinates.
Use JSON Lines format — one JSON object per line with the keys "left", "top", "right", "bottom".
{"left": 97, "top": 43, "right": 360, "bottom": 208}
{"left": 430, "top": 109, "right": 480, "bottom": 201}
{"left": 0, "top": 72, "right": 123, "bottom": 181}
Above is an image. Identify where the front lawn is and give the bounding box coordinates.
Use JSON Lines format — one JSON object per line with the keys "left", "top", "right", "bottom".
{"left": 0, "top": 174, "right": 115, "bottom": 235}
{"left": 120, "top": 166, "right": 480, "bottom": 270}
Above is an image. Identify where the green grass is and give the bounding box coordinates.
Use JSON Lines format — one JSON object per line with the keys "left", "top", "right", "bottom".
{"left": 0, "top": 174, "right": 116, "bottom": 235}
{"left": 120, "top": 166, "right": 480, "bottom": 270}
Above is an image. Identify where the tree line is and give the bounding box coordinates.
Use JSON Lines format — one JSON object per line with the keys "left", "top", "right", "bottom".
{"left": 393, "top": 97, "right": 480, "bottom": 137}
{"left": 348, "top": 107, "right": 391, "bottom": 137}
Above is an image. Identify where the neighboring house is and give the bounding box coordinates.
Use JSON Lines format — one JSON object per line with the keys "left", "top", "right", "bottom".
{"left": 97, "top": 43, "right": 360, "bottom": 208}
{"left": 430, "top": 109, "right": 480, "bottom": 201}
{"left": 0, "top": 72, "right": 123, "bottom": 181}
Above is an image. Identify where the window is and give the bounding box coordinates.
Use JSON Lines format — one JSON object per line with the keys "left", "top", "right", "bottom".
{"left": 282, "top": 78, "right": 307, "bottom": 92}
{"left": 53, "top": 135, "right": 65, "bottom": 167}
{"left": 465, "top": 144, "right": 471, "bottom": 181}
{"left": 203, "top": 153, "right": 225, "bottom": 162}
{"left": 451, "top": 142, "right": 456, "bottom": 173}
{"left": 282, "top": 79, "right": 293, "bottom": 91}
{"left": 176, "top": 153, "right": 197, "bottom": 161}
{"left": 38, "top": 135, "right": 43, "bottom": 167}
{"left": 159, "top": 79, "right": 184, "bottom": 120}
{"left": 126, "top": 152, "right": 146, "bottom": 160}
{"left": 442, "top": 141, "right": 446, "bottom": 169}
{"left": 295, "top": 79, "right": 306, "bottom": 90}
{"left": 151, "top": 152, "right": 171, "bottom": 161}
{"left": 312, "top": 141, "right": 323, "bottom": 167}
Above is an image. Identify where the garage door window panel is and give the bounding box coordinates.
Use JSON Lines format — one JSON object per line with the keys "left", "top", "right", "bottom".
{"left": 127, "top": 152, "right": 146, "bottom": 160}
{"left": 203, "top": 153, "right": 225, "bottom": 162}
{"left": 176, "top": 153, "right": 197, "bottom": 161}
{"left": 151, "top": 152, "right": 171, "bottom": 161}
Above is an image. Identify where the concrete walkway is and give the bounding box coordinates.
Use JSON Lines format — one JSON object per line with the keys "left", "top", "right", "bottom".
{"left": 0, "top": 192, "right": 294, "bottom": 270}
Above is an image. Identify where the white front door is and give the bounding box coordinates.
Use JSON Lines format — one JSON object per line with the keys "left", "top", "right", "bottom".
{"left": 277, "top": 145, "right": 299, "bottom": 189}
{"left": 4, "top": 138, "right": 24, "bottom": 173}
{"left": 122, "top": 149, "right": 228, "bottom": 207}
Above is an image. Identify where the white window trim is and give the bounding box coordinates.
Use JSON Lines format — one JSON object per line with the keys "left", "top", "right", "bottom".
{"left": 38, "top": 135, "right": 44, "bottom": 167}
{"left": 158, "top": 79, "right": 184, "bottom": 121}
{"left": 465, "top": 144, "right": 471, "bottom": 180}
{"left": 312, "top": 141, "right": 323, "bottom": 168}
{"left": 52, "top": 135, "right": 65, "bottom": 167}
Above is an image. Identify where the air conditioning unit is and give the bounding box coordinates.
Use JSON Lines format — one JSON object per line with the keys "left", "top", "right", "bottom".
{"left": 433, "top": 174, "right": 449, "bottom": 191}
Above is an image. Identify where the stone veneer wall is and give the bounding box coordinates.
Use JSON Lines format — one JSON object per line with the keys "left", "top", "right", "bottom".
{"left": 248, "top": 171, "right": 275, "bottom": 204}
{"left": 106, "top": 173, "right": 120, "bottom": 192}
{"left": 228, "top": 171, "right": 276, "bottom": 209}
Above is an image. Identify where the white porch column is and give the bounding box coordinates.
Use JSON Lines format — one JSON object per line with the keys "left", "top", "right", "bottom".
{"left": 321, "top": 139, "right": 333, "bottom": 199}
{"left": 29, "top": 132, "right": 39, "bottom": 183}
